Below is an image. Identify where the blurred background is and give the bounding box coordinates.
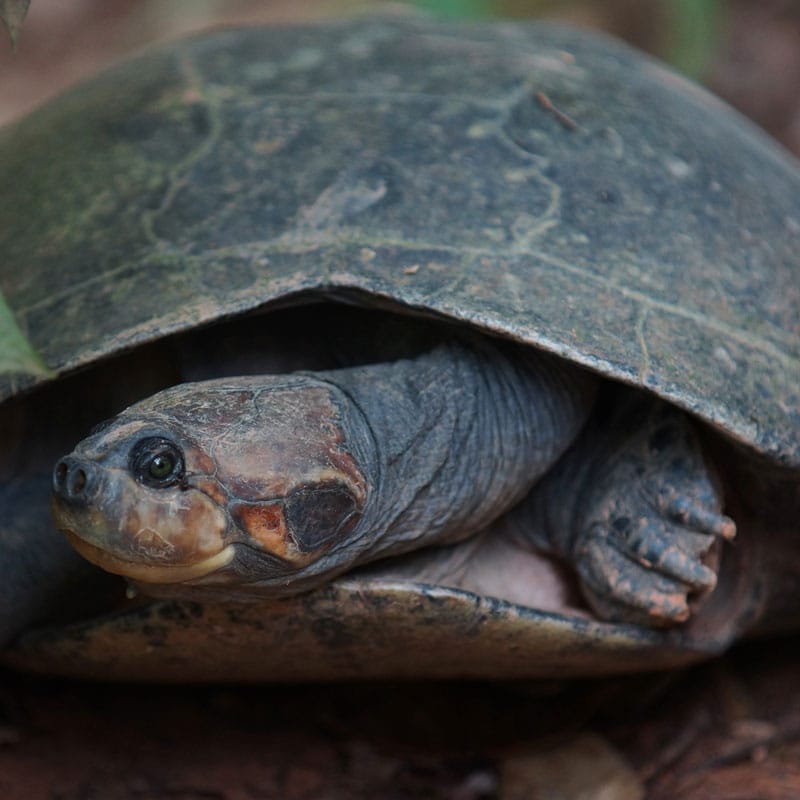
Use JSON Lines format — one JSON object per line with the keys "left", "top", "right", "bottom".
{"left": 1, "top": 0, "right": 800, "bottom": 156}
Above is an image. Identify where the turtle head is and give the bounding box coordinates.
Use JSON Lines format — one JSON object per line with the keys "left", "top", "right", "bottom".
{"left": 51, "top": 376, "right": 369, "bottom": 591}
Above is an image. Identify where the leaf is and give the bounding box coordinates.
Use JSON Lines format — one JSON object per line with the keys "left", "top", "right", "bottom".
{"left": 0, "top": 289, "right": 52, "bottom": 379}
{"left": 412, "top": 0, "right": 493, "bottom": 18}
{"left": 0, "top": 0, "right": 31, "bottom": 50}
{"left": 668, "top": 0, "right": 724, "bottom": 79}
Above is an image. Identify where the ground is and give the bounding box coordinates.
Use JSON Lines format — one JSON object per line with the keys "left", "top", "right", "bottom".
{"left": 3, "top": 638, "right": 800, "bottom": 798}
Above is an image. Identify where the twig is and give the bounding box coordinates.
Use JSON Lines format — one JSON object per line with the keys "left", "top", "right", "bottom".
{"left": 536, "top": 91, "right": 579, "bottom": 131}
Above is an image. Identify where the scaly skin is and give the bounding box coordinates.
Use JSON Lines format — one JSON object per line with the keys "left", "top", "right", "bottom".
{"left": 514, "top": 389, "right": 736, "bottom": 626}
{"left": 51, "top": 338, "right": 734, "bottom": 627}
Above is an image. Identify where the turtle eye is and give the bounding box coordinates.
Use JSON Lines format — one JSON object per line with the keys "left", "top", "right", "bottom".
{"left": 130, "top": 437, "right": 184, "bottom": 488}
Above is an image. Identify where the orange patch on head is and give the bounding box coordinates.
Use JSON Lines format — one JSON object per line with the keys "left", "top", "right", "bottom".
{"left": 184, "top": 446, "right": 216, "bottom": 476}
{"left": 191, "top": 477, "right": 229, "bottom": 507}
{"left": 231, "top": 502, "right": 290, "bottom": 558}
{"left": 211, "top": 384, "right": 367, "bottom": 504}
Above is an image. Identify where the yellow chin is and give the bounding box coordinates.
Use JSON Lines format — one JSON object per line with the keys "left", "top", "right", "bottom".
{"left": 62, "top": 530, "right": 235, "bottom": 584}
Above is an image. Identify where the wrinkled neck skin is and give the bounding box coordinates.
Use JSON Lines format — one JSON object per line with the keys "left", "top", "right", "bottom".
{"left": 342, "top": 339, "right": 593, "bottom": 554}
{"left": 203, "top": 337, "right": 595, "bottom": 598}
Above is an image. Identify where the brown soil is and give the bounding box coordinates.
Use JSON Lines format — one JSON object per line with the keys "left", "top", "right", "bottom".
{"left": 3, "top": 638, "right": 800, "bottom": 798}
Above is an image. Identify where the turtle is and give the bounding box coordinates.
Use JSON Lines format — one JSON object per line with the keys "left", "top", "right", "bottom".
{"left": 0, "top": 16, "right": 798, "bottom": 683}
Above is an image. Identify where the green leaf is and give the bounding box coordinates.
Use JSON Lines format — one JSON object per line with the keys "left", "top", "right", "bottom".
{"left": 0, "top": 0, "right": 30, "bottom": 50}
{"left": 0, "top": 289, "right": 52, "bottom": 378}
{"left": 668, "top": 0, "right": 723, "bottom": 79}
{"left": 411, "top": 0, "right": 494, "bottom": 18}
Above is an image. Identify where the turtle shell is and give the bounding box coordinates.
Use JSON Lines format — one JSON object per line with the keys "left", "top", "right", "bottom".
{"left": 0, "top": 16, "right": 798, "bottom": 464}
{"left": 1, "top": 17, "right": 798, "bottom": 680}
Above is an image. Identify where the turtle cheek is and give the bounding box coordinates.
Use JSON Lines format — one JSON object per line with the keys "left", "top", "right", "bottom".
{"left": 113, "top": 487, "right": 229, "bottom": 568}
{"left": 229, "top": 483, "right": 362, "bottom": 566}
{"left": 54, "top": 470, "right": 232, "bottom": 582}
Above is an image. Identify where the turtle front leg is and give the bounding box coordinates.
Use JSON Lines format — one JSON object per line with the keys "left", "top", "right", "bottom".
{"left": 0, "top": 474, "right": 120, "bottom": 647}
{"left": 522, "top": 391, "right": 736, "bottom": 626}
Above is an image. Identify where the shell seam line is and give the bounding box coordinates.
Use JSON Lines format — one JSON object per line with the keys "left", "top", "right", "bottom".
{"left": 140, "top": 48, "right": 224, "bottom": 246}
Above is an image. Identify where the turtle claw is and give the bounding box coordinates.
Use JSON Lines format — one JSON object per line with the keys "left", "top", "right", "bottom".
{"left": 627, "top": 522, "right": 718, "bottom": 590}
{"left": 660, "top": 493, "right": 736, "bottom": 541}
{"left": 579, "top": 533, "right": 692, "bottom": 624}
{"left": 572, "top": 404, "right": 730, "bottom": 626}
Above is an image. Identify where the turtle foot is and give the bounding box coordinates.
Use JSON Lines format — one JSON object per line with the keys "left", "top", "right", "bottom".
{"left": 573, "top": 404, "right": 735, "bottom": 627}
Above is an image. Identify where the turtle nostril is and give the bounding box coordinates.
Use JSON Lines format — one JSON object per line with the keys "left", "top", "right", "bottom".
{"left": 53, "top": 458, "right": 93, "bottom": 504}
{"left": 70, "top": 468, "right": 87, "bottom": 495}
{"left": 55, "top": 461, "right": 68, "bottom": 488}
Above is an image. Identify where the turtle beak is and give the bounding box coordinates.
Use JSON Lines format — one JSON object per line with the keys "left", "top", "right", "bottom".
{"left": 52, "top": 456, "right": 100, "bottom": 507}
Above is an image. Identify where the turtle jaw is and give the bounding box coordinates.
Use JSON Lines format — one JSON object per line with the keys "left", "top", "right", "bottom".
{"left": 60, "top": 529, "right": 236, "bottom": 584}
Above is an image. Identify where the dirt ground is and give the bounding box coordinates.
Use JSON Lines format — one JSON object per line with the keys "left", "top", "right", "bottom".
{"left": 1, "top": 1, "right": 799, "bottom": 798}
{"left": 3, "top": 638, "right": 800, "bottom": 798}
